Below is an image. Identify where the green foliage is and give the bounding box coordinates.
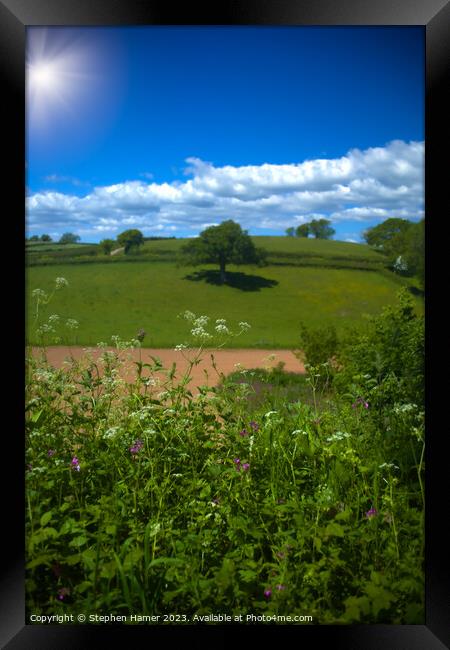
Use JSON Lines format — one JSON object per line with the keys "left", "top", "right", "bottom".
{"left": 308, "top": 218, "right": 336, "bottom": 240}
{"left": 41, "top": 234, "right": 52, "bottom": 242}
{"left": 363, "top": 218, "right": 413, "bottom": 252}
{"left": 59, "top": 233, "right": 81, "bottom": 245}
{"left": 285, "top": 227, "right": 295, "bottom": 237}
{"left": 25, "top": 283, "right": 424, "bottom": 622}
{"left": 335, "top": 288, "right": 424, "bottom": 408}
{"left": 99, "top": 239, "right": 116, "bottom": 255}
{"left": 364, "top": 217, "right": 425, "bottom": 288}
{"left": 179, "top": 220, "right": 266, "bottom": 283}
{"left": 295, "top": 224, "right": 310, "bottom": 238}
{"left": 296, "top": 322, "right": 338, "bottom": 367}
{"left": 117, "top": 229, "right": 145, "bottom": 254}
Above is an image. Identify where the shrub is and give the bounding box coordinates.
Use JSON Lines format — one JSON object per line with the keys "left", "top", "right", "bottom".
{"left": 295, "top": 322, "right": 338, "bottom": 367}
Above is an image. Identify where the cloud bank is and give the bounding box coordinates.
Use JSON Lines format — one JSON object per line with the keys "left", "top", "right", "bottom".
{"left": 26, "top": 139, "right": 424, "bottom": 240}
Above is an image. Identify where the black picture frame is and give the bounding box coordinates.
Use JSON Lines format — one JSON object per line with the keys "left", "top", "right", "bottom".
{"left": 3, "top": 0, "right": 449, "bottom": 648}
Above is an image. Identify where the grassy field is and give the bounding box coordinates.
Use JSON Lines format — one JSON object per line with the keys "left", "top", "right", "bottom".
{"left": 26, "top": 258, "right": 422, "bottom": 348}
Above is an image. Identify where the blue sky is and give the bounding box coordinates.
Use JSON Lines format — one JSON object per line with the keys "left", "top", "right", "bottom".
{"left": 26, "top": 26, "right": 424, "bottom": 243}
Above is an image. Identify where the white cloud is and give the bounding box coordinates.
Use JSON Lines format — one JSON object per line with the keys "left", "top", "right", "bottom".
{"left": 26, "top": 139, "right": 424, "bottom": 239}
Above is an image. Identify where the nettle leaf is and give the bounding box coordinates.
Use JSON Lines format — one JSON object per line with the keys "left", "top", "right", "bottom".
{"left": 239, "top": 569, "right": 257, "bottom": 584}
{"left": 324, "top": 522, "right": 345, "bottom": 537}
{"left": 100, "top": 561, "right": 117, "bottom": 580}
{"left": 26, "top": 554, "right": 53, "bottom": 570}
{"left": 343, "top": 595, "right": 371, "bottom": 622}
{"left": 40, "top": 512, "right": 52, "bottom": 527}
{"left": 69, "top": 535, "right": 88, "bottom": 547}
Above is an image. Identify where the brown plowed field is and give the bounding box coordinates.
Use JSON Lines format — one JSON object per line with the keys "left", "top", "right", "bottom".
{"left": 30, "top": 347, "right": 305, "bottom": 390}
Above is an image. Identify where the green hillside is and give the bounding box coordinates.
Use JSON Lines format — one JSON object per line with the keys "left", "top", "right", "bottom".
{"left": 26, "top": 255, "right": 422, "bottom": 348}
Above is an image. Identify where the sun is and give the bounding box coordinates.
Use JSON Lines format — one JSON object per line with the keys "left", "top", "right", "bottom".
{"left": 29, "top": 61, "right": 60, "bottom": 92}
{"left": 26, "top": 29, "right": 96, "bottom": 127}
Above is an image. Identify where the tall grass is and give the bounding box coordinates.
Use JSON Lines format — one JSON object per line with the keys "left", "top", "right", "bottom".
{"left": 25, "top": 280, "right": 424, "bottom": 624}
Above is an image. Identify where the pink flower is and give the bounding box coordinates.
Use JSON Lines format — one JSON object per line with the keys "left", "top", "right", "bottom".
{"left": 71, "top": 456, "right": 80, "bottom": 471}
{"left": 264, "top": 589, "right": 272, "bottom": 598}
{"left": 365, "top": 507, "right": 378, "bottom": 518}
{"left": 57, "top": 587, "right": 70, "bottom": 601}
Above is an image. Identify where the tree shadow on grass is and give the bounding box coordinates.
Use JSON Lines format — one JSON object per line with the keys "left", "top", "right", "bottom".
{"left": 184, "top": 269, "right": 279, "bottom": 292}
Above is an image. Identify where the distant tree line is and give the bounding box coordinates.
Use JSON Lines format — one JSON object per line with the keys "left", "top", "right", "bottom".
{"left": 285, "top": 218, "right": 336, "bottom": 239}
{"left": 27, "top": 233, "right": 81, "bottom": 244}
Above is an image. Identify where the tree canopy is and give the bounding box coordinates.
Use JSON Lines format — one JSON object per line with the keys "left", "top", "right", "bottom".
{"left": 308, "top": 218, "right": 335, "bottom": 239}
{"left": 180, "top": 220, "right": 266, "bottom": 283}
{"left": 290, "top": 219, "right": 335, "bottom": 239}
{"left": 363, "top": 218, "right": 413, "bottom": 253}
{"left": 59, "top": 232, "right": 80, "bottom": 244}
{"left": 295, "top": 224, "right": 310, "bottom": 238}
{"left": 117, "top": 229, "right": 144, "bottom": 254}
{"left": 99, "top": 238, "right": 116, "bottom": 255}
{"left": 364, "top": 217, "right": 424, "bottom": 287}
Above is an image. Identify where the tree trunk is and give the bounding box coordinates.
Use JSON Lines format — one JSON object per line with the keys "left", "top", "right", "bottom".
{"left": 219, "top": 260, "right": 227, "bottom": 284}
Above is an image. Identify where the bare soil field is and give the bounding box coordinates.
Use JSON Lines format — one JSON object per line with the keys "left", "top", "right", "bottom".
{"left": 30, "top": 347, "right": 305, "bottom": 390}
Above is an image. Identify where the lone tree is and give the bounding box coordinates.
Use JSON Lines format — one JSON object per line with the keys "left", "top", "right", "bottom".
{"left": 59, "top": 232, "right": 80, "bottom": 244}
{"left": 180, "top": 219, "right": 266, "bottom": 284}
{"left": 40, "top": 234, "right": 52, "bottom": 242}
{"left": 309, "top": 218, "right": 335, "bottom": 239}
{"left": 99, "top": 238, "right": 116, "bottom": 255}
{"left": 363, "top": 218, "right": 413, "bottom": 254}
{"left": 295, "top": 224, "right": 310, "bottom": 238}
{"left": 285, "top": 227, "right": 295, "bottom": 237}
{"left": 117, "top": 229, "right": 144, "bottom": 254}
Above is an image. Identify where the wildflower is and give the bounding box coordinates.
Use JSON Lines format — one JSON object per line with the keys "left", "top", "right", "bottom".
{"left": 352, "top": 397, "right": 369, "bottom": 409}
{"left": 129, "top": 440, "right": 144, "bottom": 454}
{"left": 55, "top": 277, "right": 69, "bottom": 289}
{"left": 215, "top": 323, "right": 230, "bottom": 335}
{"left": 71, "top": 456, "right": 80, "bottom": 471}
{"left": 32, "top": 288, "right": 48, "bottom": 300}
{"left": 264, "top": 589, "right": 272, "bottom": 598}
{"left": 276, "top": 551, "right": 286, "bottom": 559}
{"left": 174, "top": 344, "right": 188, "bottom": 351}
{"left": 47, "top": 449, "right": 56, "bottom": 457}
{"left": 238, "top": 322, "right": 251, "bottom": 331}
{"left": 365, "top": 507, "right": 378, "bottom": 519}
{"left": 136, "top": 328, "right": 146, "bottom": 342}
{"left": 57, "top": 587, "right": 70, "bottom": 601}
{"left": 239, "top": 429, "right": 248, "bottom": 437}
{"left": 48, "top": 314, "right": 60, "bottom": 324}
{"left": 233, "top": 458, "right": 241, "bottom": 465}
{"left": 242, "top": 463, "right": 250, "bottom": 471}
{"left": 276, "top": 584, "right": 286, "bottom": 591}
{"left": 249, "top": 421, "right": 259, "bottom": 431}
{"left": 277, "top": 498, "right": 285, "bottom": 504}
{"left": 65, "top": 319, "right": 79, "bottom": 330}
{"left": 191, "top": 326, "right": 212, "bottom": 340}
{"left": 212, "top": 498, "right": 220, "bottom": 505}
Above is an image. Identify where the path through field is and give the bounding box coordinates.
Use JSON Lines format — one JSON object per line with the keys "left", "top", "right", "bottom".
{"left": 32, "top": 347, "right": 305, "bottom": 390}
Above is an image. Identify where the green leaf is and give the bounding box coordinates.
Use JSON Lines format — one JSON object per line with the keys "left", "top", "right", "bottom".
{"left": 69, "top": 535, "right": 88, "bottom": 547}
{"left": 325, "top": 522, "right": 345, "bottom": 537}
{"left": 40, "top": 512, "right": 52, "bottom": 527}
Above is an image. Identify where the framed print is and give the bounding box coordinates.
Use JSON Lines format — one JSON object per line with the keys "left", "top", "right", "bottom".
{"left": 2, "top": 0, "right": 449, "bottom": 647}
